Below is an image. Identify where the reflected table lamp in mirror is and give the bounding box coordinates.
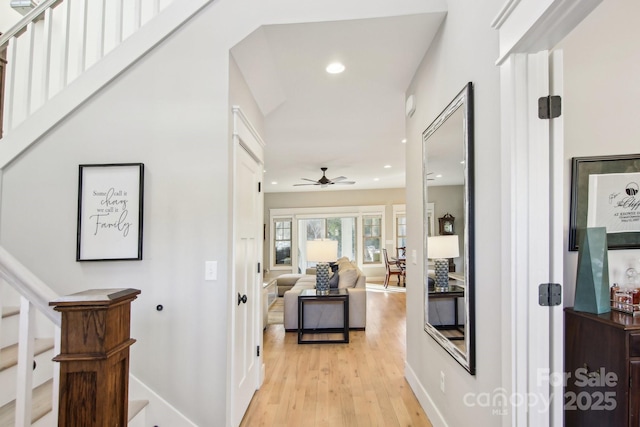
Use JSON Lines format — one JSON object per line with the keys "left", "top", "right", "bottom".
{"left": 307, "top": 240, "right": 338, "bottom": 295}
{"left": 428, "top": 235, "right": 459, "bottom": 291}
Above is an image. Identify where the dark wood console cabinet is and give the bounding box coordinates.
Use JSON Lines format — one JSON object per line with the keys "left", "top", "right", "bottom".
{"left": 565, "top": 308, "right": 640, "bottom": 426}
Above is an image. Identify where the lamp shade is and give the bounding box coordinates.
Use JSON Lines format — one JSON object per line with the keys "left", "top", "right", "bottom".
{"left": 428, "top": 235, "right": 459, "bottom": 259}
{"left": 306, "top": 240, "right": 338, "bottom": 262}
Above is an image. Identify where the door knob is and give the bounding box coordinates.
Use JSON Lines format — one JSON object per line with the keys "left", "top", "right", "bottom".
{"left": 237, "top": 293, "right": 248, "bottom": 305}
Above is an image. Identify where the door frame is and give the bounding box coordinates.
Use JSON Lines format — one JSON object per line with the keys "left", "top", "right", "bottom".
{"left": 492, "top": 1, "right": 602, "bottom": 426}
{"left": 227, "top": 106, "right": 265, "bottom": 427}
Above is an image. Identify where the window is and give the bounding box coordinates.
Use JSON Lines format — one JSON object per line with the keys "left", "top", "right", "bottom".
{"left": 396, "top": 214, "right": 406, "bottom": 252}
{"left": 363, "top": 215, "right": 382, "bottom": 264}
{"left": 274, "top": 219, "right": 292, "bottom": 266}
{"left": 269, "top": 205, "right": 385, "bottom": 270}
{"left": 297, "top": 217, "right": 356, "bottom": 273}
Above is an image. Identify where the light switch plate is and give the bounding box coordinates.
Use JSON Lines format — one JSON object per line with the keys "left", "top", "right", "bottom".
{"left": 205, "top": 261, "right": 217, "bottom": 281}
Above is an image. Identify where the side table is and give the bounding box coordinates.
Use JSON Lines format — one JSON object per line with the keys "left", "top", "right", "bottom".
{"left": 298, "top": 288, "right": 349, "bottom": 344}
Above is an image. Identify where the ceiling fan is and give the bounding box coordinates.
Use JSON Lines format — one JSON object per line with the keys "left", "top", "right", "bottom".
{"left": 294, "top": 167, "right": 355, "bottom": 187}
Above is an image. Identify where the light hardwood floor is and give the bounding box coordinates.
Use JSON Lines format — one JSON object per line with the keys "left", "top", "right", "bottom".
{"left": 240, "top": 289, "right": 432, "bottom": 427}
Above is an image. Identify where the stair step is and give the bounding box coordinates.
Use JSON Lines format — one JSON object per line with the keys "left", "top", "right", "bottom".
{"left": 0, "top": 381, "right": 147, "bottom": 426}
{"left": 129, "top": 399, "right": 149, "bottom": 422}
{"left": 0, "top": 378, "right": 52, "bottom": 426}
{"left": 1, "top": 306, "right": 20, "bottom": 318}
{"left": 0, "top": 338, "right": 55, "bottom": 372}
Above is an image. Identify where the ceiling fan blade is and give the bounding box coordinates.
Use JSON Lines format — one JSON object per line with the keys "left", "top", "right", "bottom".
{"left": 300, "top": 178, "right": 318, "bottom": 183}
{"left": 293, "top": 183, "right": 318, "bottom": 186}
{"left": 334, "top": 181, "right": 355, "bottom": 185}
{"left": 329, "top": 176, "right": 347, "bottom": 182}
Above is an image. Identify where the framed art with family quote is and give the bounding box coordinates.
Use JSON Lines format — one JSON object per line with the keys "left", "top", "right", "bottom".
{"left": 76, "top": 163, "right": 144, "bottom": 261}
{"left": 569, "top": 154, "right": 640, "bottom": 251}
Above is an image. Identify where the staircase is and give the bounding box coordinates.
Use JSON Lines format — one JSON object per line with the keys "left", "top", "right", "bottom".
{"left": 0, "top": 1, "right": 214, "bottom": 424}
{"left": 0, "top": 248, "right": 149, "bottom": 426}
{"left": 0, "top": 0, "right": 211, "bottom": 165}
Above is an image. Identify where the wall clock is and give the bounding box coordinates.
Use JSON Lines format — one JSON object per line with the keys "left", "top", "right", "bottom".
{"left": 438, "top": 213, "right": 455, "bottom": 235}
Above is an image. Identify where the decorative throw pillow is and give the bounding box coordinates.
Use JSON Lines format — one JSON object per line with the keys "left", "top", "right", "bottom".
{"left": 329, "top": 272, "right": 340, "bottom": 288}
{"left": 338, "top": 267, "right": 358, "bottom": 288}
{"left": 328, "top": 261, "right": 339, "bottom": 273}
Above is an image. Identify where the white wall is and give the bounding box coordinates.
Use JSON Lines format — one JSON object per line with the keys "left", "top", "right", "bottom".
{"left": 0, "top": 0, "right": 450, "bottom": 425}
{"left": 1, "top": 4, "right": 232, "bottom": 425}
{"left": 556, "top": 0, "right": 640, "bottom": 306}
{"left": 429, "top": 185, "right": 464, "bottom": 271}
{"left": 404, "top": 0, "right": 503, "bottom": 425}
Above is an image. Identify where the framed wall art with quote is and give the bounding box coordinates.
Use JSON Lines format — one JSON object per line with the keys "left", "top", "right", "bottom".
{"left": 76, "top": 163, "right": 144, "bottom": 261}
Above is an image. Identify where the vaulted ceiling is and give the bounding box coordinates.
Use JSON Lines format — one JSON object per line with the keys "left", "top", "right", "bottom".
{"left": 231, "top": 12, "right": 447, "bottom": 193}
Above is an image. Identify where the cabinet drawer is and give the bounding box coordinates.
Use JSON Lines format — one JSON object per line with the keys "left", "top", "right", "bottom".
{"left": 630, "top": 334, "right": 640, "bottom": 357}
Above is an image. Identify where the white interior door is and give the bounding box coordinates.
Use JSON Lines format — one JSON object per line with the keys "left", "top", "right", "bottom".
{"left": 230, "top": 143, "right": 263, "bottom": 427}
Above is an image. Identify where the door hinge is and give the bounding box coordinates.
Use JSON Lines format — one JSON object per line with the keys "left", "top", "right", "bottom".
{"left": 258, "top": 182, "right": 261, "bottom": 193}
{"left": 539, "top": 283, "right": 562, "bottom": 306}
{"left": 257, "top": 262, "right": 261, "bottom": 273}
{"left": 538, "top": 95, "right": 562, "bottom": 119}
{"left": 257, "top": 345, "right": 260, "bottom": 357}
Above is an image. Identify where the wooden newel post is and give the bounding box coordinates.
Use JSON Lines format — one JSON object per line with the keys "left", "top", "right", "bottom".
{"left": 49, "top": 288, "right": 141, "bottom": 427}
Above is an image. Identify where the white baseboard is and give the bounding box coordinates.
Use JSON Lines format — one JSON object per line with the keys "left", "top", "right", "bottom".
{"left": 404, "top": 361, "right": 448, "bottom": 427}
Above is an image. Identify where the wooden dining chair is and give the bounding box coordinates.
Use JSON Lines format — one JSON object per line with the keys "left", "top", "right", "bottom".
{"left": 383, "top": 248, "right": 404, "bottom": 288}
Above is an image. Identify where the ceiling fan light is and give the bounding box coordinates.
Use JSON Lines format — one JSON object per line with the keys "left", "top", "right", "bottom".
{"left": 326, "top": 62, "right": 345, "bottom": 74}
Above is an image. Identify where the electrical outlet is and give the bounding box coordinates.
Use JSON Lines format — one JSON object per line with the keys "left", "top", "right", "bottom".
{"left": 440, "top": 371, "right": 445, "bottom": 393}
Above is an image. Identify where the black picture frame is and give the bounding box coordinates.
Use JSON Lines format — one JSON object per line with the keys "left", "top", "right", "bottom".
{"left": 77, "top": 163, "right": 144, "bottom": 261}
{"left": 569, "top": 154, "right": 640, "bottom": 251}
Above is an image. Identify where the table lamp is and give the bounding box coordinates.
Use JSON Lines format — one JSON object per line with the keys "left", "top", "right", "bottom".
{"left": 307, "top": 240, "right": 338, "bottom": 295}
{"left": 428, "top": 235, "right": 459, "bottom": 291}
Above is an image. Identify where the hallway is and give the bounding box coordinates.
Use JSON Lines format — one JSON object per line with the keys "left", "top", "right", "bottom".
{"left": 240, "top": 289, "right": 431, "bottom": 426}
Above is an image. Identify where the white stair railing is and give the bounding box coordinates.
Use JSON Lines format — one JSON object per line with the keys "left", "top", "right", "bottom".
{"left": 0, "top": 0, "right": 172, "bottom": 138}
{"left": 0, "top": 245, "right": 60, "bottom": 426}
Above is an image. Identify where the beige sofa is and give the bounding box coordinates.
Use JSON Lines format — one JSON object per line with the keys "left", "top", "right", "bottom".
{"left": 281, "top": 259, "right": 367, "bottom": 331}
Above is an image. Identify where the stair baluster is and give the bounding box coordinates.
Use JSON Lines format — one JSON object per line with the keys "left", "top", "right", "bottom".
{"left": 0, "top": 0, "right": 172, "bottom": 138}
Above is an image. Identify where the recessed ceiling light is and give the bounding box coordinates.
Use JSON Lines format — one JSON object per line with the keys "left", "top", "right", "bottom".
{"left": 326, "top": 62, "right": 345, "bottom": 74}
{"left": 460, "top": 160, "right": 465, "bottom": 164}
{"left": 374, "top": 178, "right": 380, "bottom": 181}
{"left": 271, "top": 181, "right": 278, "bottom": 185}
{"left": 401, "top": 139, "right": 407, "bottom": 144}
{"left": 436, "top": 174, "right": 443, "bottom": 178}
{"left": 384, "top": 165, "right": 392, "bottom": 169}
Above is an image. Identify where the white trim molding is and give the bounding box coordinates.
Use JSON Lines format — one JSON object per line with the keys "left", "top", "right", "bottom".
{"left": 492, "top": 0, "right": 602, "bottom": 65}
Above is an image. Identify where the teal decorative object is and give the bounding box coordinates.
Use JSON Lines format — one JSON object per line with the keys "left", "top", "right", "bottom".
{"left": 574, "top": 227, "right": 610, "bottom": 314}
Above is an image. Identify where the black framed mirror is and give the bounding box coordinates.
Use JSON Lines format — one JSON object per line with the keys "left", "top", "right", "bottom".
{"left": 422, "top": 82, "right": 475, "bottom": 374}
